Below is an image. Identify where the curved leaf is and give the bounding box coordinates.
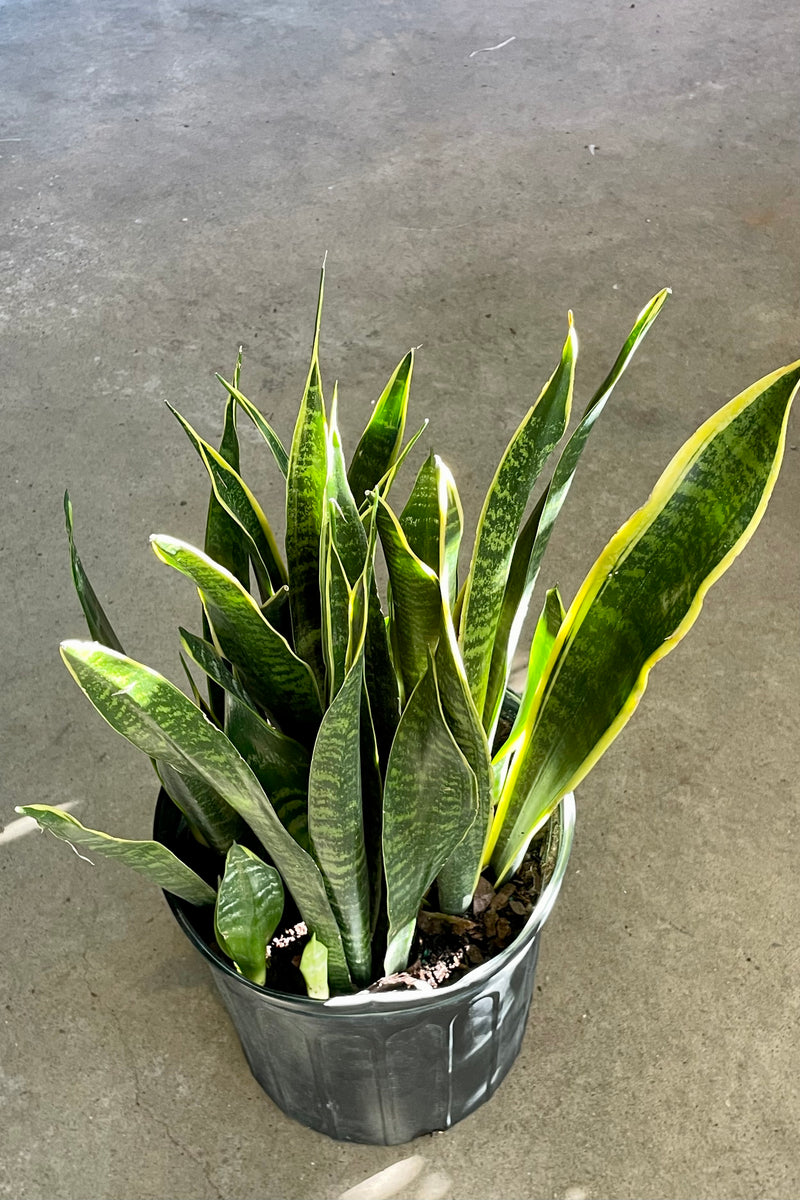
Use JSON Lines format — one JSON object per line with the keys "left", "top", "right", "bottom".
{"left": 59, "top": 641, "right": 350, "bottom": 990}
{"left": 400, "top": 452, "right": 463, "bottom": 612}
{"left": 151, "top": 536, "right": 321, "bottom": 739}
{"left": 483, "top": 290, "right": 669, "bottom": 734}
{"left": 167, "top": 403, "right": 286, "bottom": 597}
{"left": 459, "top": 317, "right": 578, "bottom": 720}
{"left": 491, "top": 358, "right": 800, "bottom": 880}
{"left": 215, "top": 375, "right": 289, "bottom": 479}
{"left": 17, "top": 804, "right": 216, "bottom": 906}
{"left": 178, "top": 627, "right": 253, "bottom": 707}
{"left": 214, "top": 844, "right": 285, "bottom": 986}
{"left": 349, "top": 349, "right": 414, "bottom": 504}
{"left": 63, "top": 491, "right": 123, "bottom": 653}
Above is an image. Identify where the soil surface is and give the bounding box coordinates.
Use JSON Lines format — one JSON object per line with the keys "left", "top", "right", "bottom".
{"left": 256, "top": 819, "right": 557, "bottom": 995}
{"left": 368, "top": 843, "right": 548, "bottom": 993}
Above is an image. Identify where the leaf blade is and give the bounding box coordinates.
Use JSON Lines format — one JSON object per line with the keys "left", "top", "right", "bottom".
{"left": 459, "top": 318, "right": 578, "bottom": 720}
{"left": 63, "top": 491, "right": 124, "bottom": 653}
{"left": 168, "top": 403, "right": 287, "bottom": 596}
{"left": 214, "top": 844, "right": 285, "bottom": 986}
{"left": 17, "top": 805, "right": 216, "bottom": 906}
{"left": 59, "top": 641, "right": 350, "bottom": 990}
{"left": 215, "top": 375, "right": 290, "bottom": 479}
{"left": 151, "top": 536, "right": 321, "bottom": 739}
{"left": 491, "top": 358, "right": 800, "bottom": 879}
{"left": 483, "top": 290, "right": 669, "bottom": 734}
{"left": 285, "top": 265, "right": 328, "bottom": 686}
{"left": 382, "top": 654, "right": 479, "bottom": 974}
{"left": 376, "top": 498, "right": 441, "bottom": 702}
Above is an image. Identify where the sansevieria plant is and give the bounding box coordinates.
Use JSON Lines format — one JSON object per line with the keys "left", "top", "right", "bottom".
{"left": 20, "top": 268, "right": 799, "bottom": 999}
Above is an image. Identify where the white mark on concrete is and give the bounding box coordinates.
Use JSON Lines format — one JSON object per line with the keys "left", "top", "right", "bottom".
{"left": 469, "top": 35, "right": 516, "bottom": 57}
{"left": 564, "top": 1189, "right": 589, "bottom": 1200}
{"left": 413, "top": 1169, "right": 452, "bottom": 1199}
{"left": 338, "top": 1155, "right": 427, "bottom": 1200}
{"left": 0, "top": 801, "right": 79, "bottom": 846}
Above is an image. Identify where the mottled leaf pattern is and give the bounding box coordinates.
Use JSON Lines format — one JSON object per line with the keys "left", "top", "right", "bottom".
{"left": 376, "top": 498, "right": 441, "bottom": 702}
{"left": 18, "top": 804, "right": 216, "bottom": 906}
{"left": 59, "top": 641, "right": 350, "bottom": 990}
{"left": 483, "top": 290, "right": 669, "bottom": 736}
{"left": 156, "top": 760, "right": 245, "bottom": 854}
{"left": 459, "top": 318, "right": 577, "bottom": 720}
{"left": 214, "top": 844, "right": 285, "bottom": 986}
{"left": 383, "top": 654, "right": 478, "bottom": 975}
{"left": 308, "top": 562, "right": 372, "bottom": 984}
{"left": 490, "top": 359, "right": 800, "bottom": 880}
{"left": 151, "top": 536, "right": 321, "bottom": 739}
{"left": 286, "top": 265, "right": 328, "bottom": 687}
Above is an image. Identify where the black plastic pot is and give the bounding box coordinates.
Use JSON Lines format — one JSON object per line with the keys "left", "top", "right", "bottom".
{"left": 155, "top": 790, "right": 575, "bottom": 1145}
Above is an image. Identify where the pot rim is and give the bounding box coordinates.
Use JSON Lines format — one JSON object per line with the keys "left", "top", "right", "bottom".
{"left": 160, "top": 792, "right": 575, "bottom": 1016}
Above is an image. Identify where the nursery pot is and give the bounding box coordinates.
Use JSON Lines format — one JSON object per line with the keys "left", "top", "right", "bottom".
{"left": 155, "top": 789, "right": 575, "bottom": 1145}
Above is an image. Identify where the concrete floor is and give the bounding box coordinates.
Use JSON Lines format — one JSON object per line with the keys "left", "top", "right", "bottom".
{"left": 2, "top": 0, "right": 799, "bottom": 1197}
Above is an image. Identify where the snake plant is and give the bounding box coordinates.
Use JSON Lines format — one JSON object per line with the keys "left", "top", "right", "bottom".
{"left": 21, "top": 268, "right": 799, "bottom": 998}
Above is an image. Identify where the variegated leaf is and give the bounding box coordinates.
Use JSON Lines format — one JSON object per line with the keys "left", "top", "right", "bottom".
{"left": 459, "top": 318, "right": 577, "bottom": 721}
{"left": 17, "top": 805, "right": 216, "bottom": 906}
{"left": 348, "top": 349, "right": 414, "bottom": 504}
{"left": 483, "top": 290, "right": 669, "bottom": 735}
{"left": 490, "top": 358, "right": 800, "bottom": 880}
{"left": 382, "top": 653, "right": 478, "bottom": 975}
{"left": 59, "top": 641, "right": 351, "bottom": 990}
{"left": 151, "top": 536, "right": 321, "bottom": 739}
{"left": 214, "top": 844, "right": 285, "bottom": 986}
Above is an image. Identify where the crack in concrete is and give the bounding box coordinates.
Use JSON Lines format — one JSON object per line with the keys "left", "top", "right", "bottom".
{"left": 81, "top": 953, "right": 224, "bottom": 1200}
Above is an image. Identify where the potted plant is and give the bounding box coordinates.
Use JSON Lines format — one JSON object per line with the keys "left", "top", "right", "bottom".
{"left": 20, "top": 267, "right": 799, "bottom": 1145}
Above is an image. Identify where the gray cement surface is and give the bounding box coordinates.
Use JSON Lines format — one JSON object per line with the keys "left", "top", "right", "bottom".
{"left": 2, "top": 1, "right": 799, "bottom": 1197}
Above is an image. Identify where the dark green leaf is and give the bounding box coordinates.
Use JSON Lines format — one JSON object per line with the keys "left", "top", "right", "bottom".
{"left": 382, "top": 653, "right": 479, "bottom": 974}
{"left": 308, "top": 614, "right": 371, "bottom": 985}
{"left": 459, "top": 318, "right": 577, "bottom": 721}
{"left": 285, "top": 265, "right": 328, "bottom": 687}
{"left": 156, "top": 760, "right": 245, "bottom": 854}
{"left": 225, "top": 693, "right": 312, "bottom": 852}
{"left": 376, "top": 498, "right": 441, "bottom": 703}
